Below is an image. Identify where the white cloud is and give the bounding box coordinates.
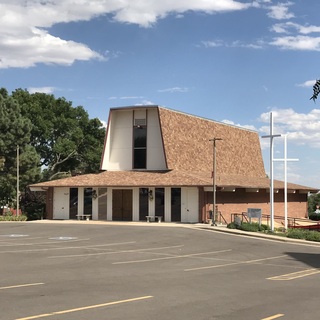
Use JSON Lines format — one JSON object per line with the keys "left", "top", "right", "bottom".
{"left": 27, "top": 86, "right": 56, "bottom": 94}
{"left": 296, "top": 80, "right": 317, "bottom": 88}
{"left": 269, "top": 21, "right": 320, "bottom": 52}
{"left": 135, "top": 100, "right": 155, "bottom": 106}
{"left": 201, "top": 40, "right": 224, "bottom": 48}
{"left": 201, "top": 39, "right": 264, "bottom": 49}
{"left": 270, "top": 35, "right": 320, "bottom": 51}
{"left": 99, "top": 119, "right": 108, "bottom": 128}
{"left": 0, "top": 27, "right": 104, "bottom": 69}
{"left": 221, "top": 119, "right": 256, "bottom": 131}
{"left": 120, "top": 96, "right": 145, "bottom": 100}
{"left": 229, "top": 40, "right": 264, "bottom": 49}
{"left": 0, "top": 0, "right": 253, "bottom": 69}
{"left": 158, "top": 87, "right": 189, "bottom": 93}
{"left": 111, "top": 0, "right": 251, "bottom": 27}
{"left": 259, "top": 108, "right": 320, "bottom": 148}
{"left": 271, "top": 22, "right": 320, "bottom": 35}
{"left": 266, "top": 2, "right": 294, "bottom": 20}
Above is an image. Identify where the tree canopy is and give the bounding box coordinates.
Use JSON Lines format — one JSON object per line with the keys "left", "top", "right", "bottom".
{"left": 0, "top": 88, "right": 106, "bottom": 207}
{"left": 0, "top": 90, "right": 41, "bottom": 206}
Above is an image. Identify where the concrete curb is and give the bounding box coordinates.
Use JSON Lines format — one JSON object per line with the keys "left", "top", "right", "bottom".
{"left": 199, "top": 224, "right": 320, "bottom": 246}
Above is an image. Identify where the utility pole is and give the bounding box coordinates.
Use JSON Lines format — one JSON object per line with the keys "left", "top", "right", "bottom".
{"left": 209, "top": 138, "right": 222, "bottom": 226}
{"left": 16, "top": 145, "right": 19, "bottom": 216}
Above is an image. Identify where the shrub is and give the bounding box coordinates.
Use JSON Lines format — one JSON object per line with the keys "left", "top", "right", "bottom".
{"left": 0, "top": 212, "right": 27, "bottom": 221}
{"left": 227, "top": 221, "right": 270, "bottom": 232}
{"left": 286, "top": 228, "right": 308, "bottom": 239}
{"left": 226, "top": 220, "right": 320, "bottom": 243}
{"left": 305, "top": 231, "right": 320, "bottom": 242}
{"left": 308, "top": 213, "right": 320, "bottom": 221}
{"left": 238, "top": 222, "right": 260, "bottom": 232}
{"left": 258, "top": 224, "right": 270, "bottom": 232}
{"left": 227, "top": 222, "right": 237, "bottom": 229}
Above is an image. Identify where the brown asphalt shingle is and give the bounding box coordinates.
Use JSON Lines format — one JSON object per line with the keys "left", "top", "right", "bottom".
{"left": 158, "top": 107, "right": 266, "bottom": 177}
{"left": 30, "top": 106, "right": 317, "bottom": 192}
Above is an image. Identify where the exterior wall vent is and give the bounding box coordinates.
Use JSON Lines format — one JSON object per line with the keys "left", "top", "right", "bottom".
{"left": 134, "top": 118, "right": 146, "bottom": 126}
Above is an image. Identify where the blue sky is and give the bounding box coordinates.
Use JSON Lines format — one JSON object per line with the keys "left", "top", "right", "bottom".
{"left": 1, "top": 0, "right": 320, "bottom": 188}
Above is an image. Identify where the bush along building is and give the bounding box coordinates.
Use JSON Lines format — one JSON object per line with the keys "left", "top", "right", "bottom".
{"left": 30, "top": 105, "right": 318, "bottom": 223}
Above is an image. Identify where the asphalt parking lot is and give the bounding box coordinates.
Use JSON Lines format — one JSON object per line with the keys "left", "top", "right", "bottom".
{"left": 1, "top": 221, "right": 320, "bottom": 320}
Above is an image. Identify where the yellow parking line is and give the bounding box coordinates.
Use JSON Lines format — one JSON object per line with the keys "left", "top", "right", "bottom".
{"left": 268, "top": 268, "right": 320, "bottom": 281}
{"left": 261, "top": 314, "right": 284, "bottom": 320}
{"left": 0, "top": 283, "right": 44, "bottom": 290}
{"left": 15, "top": 295, "right": 153, "bottom": 320}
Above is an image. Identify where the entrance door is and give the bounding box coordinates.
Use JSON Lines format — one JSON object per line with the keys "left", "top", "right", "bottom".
{"left": 171, "top": 188, "right": 181, "bottom": 222}
{"left": 112, "top": 189, "right": 133, "bottom": 221}
{"left": 155, "top": 188, "right": 165, "bottom": 221}
{"left": 53, "top": 187, "right": 69, "bottom": 219}
{"left": 69, "top": 188, "right": 78, "bottom": 219}
{"left": 139, "top": 188, "right": 149, "bottom": 221}
{"left": 182, "top": 188, "right": 199, "bottom": 223}
{"left": 98, "top": 188, "right": 108, "bottom": 220}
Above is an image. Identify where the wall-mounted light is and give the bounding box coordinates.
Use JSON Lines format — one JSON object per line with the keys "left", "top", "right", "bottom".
{"left": 92, "top": 190, "right": 98, "bottom": 200}
{"left": 148, "top": 190, "right": 153, "bottom": 201}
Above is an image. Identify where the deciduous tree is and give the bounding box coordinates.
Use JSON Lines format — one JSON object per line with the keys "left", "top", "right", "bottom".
{"left": 12, "top": 89, "right": 105, "bottom": 180}
{"left": 0, "top": 89, "right": 41, "bottom": 206}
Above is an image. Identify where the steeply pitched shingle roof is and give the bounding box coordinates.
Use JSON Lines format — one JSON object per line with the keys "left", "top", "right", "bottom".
{"left": 158, "top": 106, "right": 266, "bottom": 177}
{"left": 29, "top": 106, "right": 318, "bottom": 192}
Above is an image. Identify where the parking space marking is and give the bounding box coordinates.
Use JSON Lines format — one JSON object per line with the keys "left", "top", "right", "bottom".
{"left": 185, "top": 255, "right": 287, "bottom": 272}
{"left": 0, "top": 237, "right": 44, "bottom": 244}
{"left": 0, "top": 241, "right": 136, "bottom": 254}
{"left": 0, "top": 238, "right": 89, "bottom": 248}
{"left": 0, "top": 283, "right": 44, "bottom": 290}
{"left": 48, "top": 244, "right": 184, "bottom": 259}
{"left": 15, "top": 295, "right": 153, "bottom": 320}
{"left": 113, "top": 249, "right": 232, "bottom": 265}
{"left": 267, "top": 268, "right": 320, "bottom": 281}
{"left": 261, "top": 314, "right": 284, "bottom": 320}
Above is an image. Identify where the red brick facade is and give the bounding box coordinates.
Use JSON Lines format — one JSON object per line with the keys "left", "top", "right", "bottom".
{"left": 201, "top": 188, "right": 308, "bottom": 224}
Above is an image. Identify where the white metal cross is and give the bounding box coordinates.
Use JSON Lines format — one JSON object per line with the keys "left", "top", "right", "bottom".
{"left": 273, "top": 134, "right": 299, "bottom": 230}
{"left": 261, "top": 112, "right": 282, "bottom": 231}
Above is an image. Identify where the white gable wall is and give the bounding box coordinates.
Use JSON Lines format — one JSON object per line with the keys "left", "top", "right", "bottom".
{"left": 101, "top": 108, "right": 166, "bottom": 171}
{"left": 106, "top": 110, "right": 133, "bottom": 170}
{"left": 146, "top": 108, "right": 166, "bottom": 170}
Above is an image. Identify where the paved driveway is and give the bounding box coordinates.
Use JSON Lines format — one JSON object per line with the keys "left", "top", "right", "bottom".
{"left": 1, "top": 221, "right": 320, "bottom": 320}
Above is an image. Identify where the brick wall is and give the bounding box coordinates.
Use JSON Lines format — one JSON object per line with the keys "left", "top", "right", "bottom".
{"left": 202, "top": 188, "right": 308, "bottom": 224}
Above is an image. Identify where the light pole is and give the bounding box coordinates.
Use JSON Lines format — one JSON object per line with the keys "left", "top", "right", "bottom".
{"left": 209, "top": 138, "right": 222, "bottom": 226}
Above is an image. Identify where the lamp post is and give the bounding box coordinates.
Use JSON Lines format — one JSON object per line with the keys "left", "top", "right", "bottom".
{"left": 209, "top": 138, "right": 222, "bottom": 226}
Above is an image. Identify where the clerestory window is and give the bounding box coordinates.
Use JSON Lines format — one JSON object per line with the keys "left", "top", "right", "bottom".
{"left": 133, "top": 125, "right": 147, "bottom": 169}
